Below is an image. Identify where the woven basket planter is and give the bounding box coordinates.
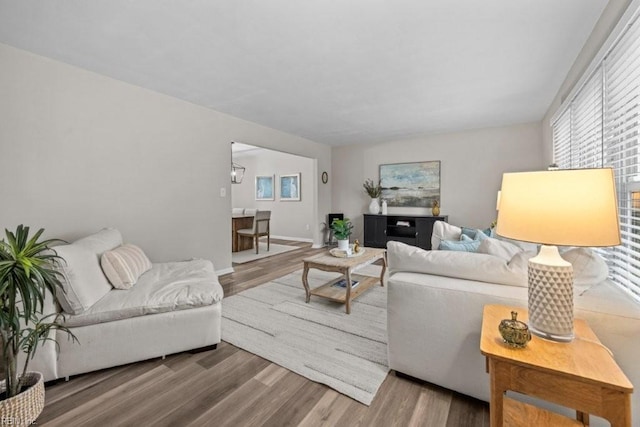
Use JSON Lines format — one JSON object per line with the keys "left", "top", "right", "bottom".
{"left": 0, "top": 372, "right": 45, "bottom": 425}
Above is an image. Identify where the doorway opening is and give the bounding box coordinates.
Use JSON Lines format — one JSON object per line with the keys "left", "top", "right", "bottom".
{"left": 230, "top": 142, "right": 318, "bottom": 263}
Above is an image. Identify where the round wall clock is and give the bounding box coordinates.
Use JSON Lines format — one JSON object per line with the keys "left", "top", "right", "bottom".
{"left": 321, "top": 171, "right": 328, "bottom": 184}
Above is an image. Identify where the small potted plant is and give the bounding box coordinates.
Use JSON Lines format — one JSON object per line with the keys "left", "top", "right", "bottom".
{"left": 363, "top": 179, "right": 382, "bottom": 214}
{"left": 331, "top": 218, "right": 354, "bottom": 251}
{"left": 0, "top": 225, "right": 77, "bottom": 423}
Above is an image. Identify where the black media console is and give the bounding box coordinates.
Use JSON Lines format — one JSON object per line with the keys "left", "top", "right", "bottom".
{"left": 363, "top": 214, "right": 448, "bottom": 250}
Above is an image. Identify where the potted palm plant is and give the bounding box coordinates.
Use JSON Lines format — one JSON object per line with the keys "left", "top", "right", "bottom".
{"left": 0, "top": 225, "right": 76, "bottom": 423}
{"left": 363, "top": 179, "right": 382, "bottom": 214}
{"left": 331, "top": 218, "right": 354, "bottom": 251}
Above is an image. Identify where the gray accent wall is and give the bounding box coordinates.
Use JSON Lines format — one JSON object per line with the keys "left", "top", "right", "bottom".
{"left": 331, "top": 123, "right": 545, "bottom": 243}
{"left": 0, "top": 43, "right": 331, "bottom": 273}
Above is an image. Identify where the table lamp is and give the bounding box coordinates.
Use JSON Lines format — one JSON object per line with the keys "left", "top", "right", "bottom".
{"left": 496, "top": 168, "right": 620, "bottom": 342}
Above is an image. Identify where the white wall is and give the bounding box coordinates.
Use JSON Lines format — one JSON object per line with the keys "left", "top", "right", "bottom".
{"left": 231, "top": 148, "right": 315, "bottom": 241}
{"left": 332, "top": 122, "right": 544, "bottom": 242}
{"left": 541, "top": 0, "right": 632, "bottom": 162}
{"left": 0, "top": 43, "right": 331, "bottom": 273}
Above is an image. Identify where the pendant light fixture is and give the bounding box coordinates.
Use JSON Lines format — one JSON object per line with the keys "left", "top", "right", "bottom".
{"left": 231, "top": 142, "right": 245, "bottom": 184}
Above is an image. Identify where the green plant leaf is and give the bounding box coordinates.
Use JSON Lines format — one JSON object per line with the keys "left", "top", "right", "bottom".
{"left": 330, "top": 218, "right": 354, "bottom": 240}
{"left": 0, "top": 225, "right": 76, "bottom": 398}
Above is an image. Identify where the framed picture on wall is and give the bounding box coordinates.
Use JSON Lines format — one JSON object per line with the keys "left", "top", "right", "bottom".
{"left": 255, "top": 175, "right": 275, "bottom": 200}
{"left": 380, "top": 161, "right": 440, "bottom": 208}
{"left": 280, "top": 173, "right": 301, "bottom": 201}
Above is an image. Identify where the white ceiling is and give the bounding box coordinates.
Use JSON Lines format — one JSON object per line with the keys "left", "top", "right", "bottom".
{"left": 0, "top": 1, "right": 608, "bottom": 146}
{"left": 232, "top": 141, "right": 265, "bottom": 156}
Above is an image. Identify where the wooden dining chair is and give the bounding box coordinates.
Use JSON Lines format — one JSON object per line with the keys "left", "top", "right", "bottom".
{"left": 236, "top": 210, "right": 271, "bottom": 254}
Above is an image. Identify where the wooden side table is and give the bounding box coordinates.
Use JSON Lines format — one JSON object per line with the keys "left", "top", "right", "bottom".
{"left": 480, "top": 304, "right": 633, "bottom": 427}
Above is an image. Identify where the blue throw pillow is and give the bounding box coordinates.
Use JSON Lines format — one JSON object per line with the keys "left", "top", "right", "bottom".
{"left": 461, "top": 227, "right": 476, "bottom": 239}
{"left": 475, "top": 229, "right": 489, "bottom": 242}
{"left": 461, "top": 227, "right": 489, "bottom": 241}
{"left": 439, "top": 238, "right": 481, "bottom": 252}
{"left": 460, "top": 234, "right": 474, "bottom": 242}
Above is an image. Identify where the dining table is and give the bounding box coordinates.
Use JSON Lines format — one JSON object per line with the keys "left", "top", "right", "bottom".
{"left": 232, "top": 214, "right": 254, "bottom": 252}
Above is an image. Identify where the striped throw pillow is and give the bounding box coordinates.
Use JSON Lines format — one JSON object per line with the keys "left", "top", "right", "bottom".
{"left": 100, "top": 244, "right": 152, "bottom": 289}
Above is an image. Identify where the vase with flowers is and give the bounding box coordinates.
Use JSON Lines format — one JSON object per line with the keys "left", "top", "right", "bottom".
{"left": 363, "top": 179, "right": 382, "bottom": 214}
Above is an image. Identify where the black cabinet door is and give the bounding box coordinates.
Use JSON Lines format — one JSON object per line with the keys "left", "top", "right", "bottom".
{"left": 416, "top": 218, "right": 434, "bottom": 249}
{"left": 366, "top": 214, "right": 448, "bottom": 250}
{"left": 416, "top": 216, "right": 447, "bottom": 250}
{"left": 363, "top": 215, "right": 387, "bottom": 248}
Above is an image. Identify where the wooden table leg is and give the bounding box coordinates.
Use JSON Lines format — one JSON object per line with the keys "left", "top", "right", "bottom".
{"left": 601, "top": 391, "right": 631, "bottom": 427}
{"left": 302, "top": 263, "right": 311, "bottom": 303}
{"left": 380, "top": 253, "right": 387, "bottom": 287}
{"left": 576, "top": 411, "right": 589, "bottom": 426}
{"left": 345, "top": 268, "right": 352, "bottom": 314}
{"left": 489, "top": 358, "right": 506, "bottom": 427}
{"left": 232, "top": 230, "right": 237, "bottom": 252}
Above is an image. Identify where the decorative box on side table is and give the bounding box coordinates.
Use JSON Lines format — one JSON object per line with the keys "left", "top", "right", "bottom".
{"left": 480, "top": 304, "right": 633, "bottom": 427}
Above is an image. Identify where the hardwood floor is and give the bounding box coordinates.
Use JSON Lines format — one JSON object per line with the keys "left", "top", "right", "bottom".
{"left": 38, "top": 240, "right": 489, "bottom": 426}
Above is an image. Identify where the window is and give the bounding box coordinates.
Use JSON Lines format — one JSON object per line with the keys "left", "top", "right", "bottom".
{"left": 553, "top": 109, "right": 571, "bottom": 168}
{"left": 552, "top": 11, "right": 640, "bottom": 301}
{"left": 572, "top": 68, "right": 603, "bottom": 169}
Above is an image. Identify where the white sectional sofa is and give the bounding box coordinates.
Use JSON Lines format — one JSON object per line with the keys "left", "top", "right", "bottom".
{"left": 386, "top": 222, "right": 640, "bottom": 425}
{"left": 24, "top": 228, "right": 223, "bottom": 381}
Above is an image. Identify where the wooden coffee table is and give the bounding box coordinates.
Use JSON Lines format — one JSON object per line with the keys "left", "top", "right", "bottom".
{"left": 302, "top": 247, "right": 386, "bottom": 314}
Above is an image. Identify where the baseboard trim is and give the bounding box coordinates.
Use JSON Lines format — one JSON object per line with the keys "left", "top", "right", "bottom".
{"left": 216, "top": 267, "right": 234, "bottom": 276}
{"left": 270, "top": 235, "right": 313, "bottom": 243}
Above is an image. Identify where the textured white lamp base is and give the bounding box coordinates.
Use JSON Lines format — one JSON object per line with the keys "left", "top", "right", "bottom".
{"left": 527, "top": 245, "right": 574, "bottom": 342}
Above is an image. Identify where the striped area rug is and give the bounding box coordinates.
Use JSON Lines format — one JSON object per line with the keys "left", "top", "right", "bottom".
{"left": 221, "top": 265, "right": 388, "bottom": 405}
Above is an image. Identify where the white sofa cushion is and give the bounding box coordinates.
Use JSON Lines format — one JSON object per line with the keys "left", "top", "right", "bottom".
{"left": 54, "top": 244, "right": 112, "bottom": 314}
{"left": 561, "top": 248, "right": 609, "bottom": 292}
{"left": 101, "top": 244, "right": 152, "bottom": 289}
{"left": 491, "top": 228, "right": 539, "bottom": 253}
{"left": 431, "top": 221, "right": 462, "bottom": 250}
{"left": 54, "top": 228, "right": 124, "bottom": 314}
{"left": 74, "top": 228, "right": 123, "bottom": 255}
{"left": 63, "top": 260, "right": 223, "bottom": 327}
{"left": 477, "top": 237, "right": 524, "bottom": 261}
{"left": 387, "top": 241, "right": 528, "bottom": 287}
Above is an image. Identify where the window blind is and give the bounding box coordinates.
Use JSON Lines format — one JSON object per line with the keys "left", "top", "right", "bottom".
{"left": 553, "top": 109, "right": 572, "bottom": 169}
{"left": 604, "top": 14, "right": 640, "bottom": 300}
{"left": 571, "top": 67, "right": 603, "bottom": 169}
{"left": 552, "top": 12, "right": 640, "bottom": 301}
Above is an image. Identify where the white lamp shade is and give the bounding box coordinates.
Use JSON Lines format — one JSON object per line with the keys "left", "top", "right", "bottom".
{"left": 496, "top": 168, "right": 620, "bottom": 247}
